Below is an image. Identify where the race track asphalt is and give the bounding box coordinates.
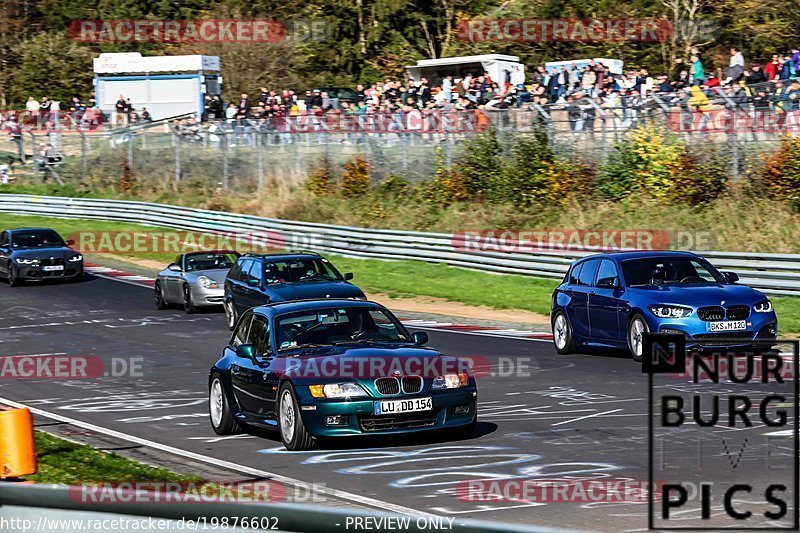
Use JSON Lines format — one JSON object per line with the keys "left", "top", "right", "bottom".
{"left": 0, "top": 274, "right": 795, "bottom": 531}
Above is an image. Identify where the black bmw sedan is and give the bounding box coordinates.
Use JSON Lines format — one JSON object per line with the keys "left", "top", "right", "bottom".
{"left": 0, "top": 227, "right": 84, "bottom": 286}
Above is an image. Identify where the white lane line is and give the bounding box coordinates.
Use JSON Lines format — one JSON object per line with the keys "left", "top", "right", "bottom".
{"left": 410, "top": 325, "right": 552, "bottom": 343}
{"left": 0, "top": 396, "right": 432, "bottom": 517}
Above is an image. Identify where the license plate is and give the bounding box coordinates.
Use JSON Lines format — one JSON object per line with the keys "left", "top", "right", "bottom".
{"left": 708, "top": 320, "right": 747, "bottom": 332}
{"left": 374, "top": 397, "right": 432, "bottom": 415}
{"left": 43, "top": 265, "right": 64, "bottom": 272}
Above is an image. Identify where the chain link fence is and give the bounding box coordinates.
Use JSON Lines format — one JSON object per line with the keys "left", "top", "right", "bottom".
{"left": 49, "top": 103, "right": 797, "bottom": 192}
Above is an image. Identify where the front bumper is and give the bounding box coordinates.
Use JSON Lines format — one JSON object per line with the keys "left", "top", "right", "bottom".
{"left": 15, "top": 261, "right": 83, "bottom": 280}
{"left": 189, "top": 285, "right": 225, "bottom": 307}
{"left": 649, "top": 311, "right": 778, "bottom": 349}
{"left": 295, "top": 388, "right": 478, "bottom": 438}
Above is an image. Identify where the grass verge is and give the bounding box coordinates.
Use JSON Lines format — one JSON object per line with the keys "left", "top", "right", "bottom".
{"left": 25, "top": 431, "right": 197, "bottom": 484}
{"left": 0, "top": 212, "right": 797, "bottom": 334}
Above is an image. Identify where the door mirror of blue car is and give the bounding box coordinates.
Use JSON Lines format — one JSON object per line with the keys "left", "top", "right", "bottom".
{"left": 246, "top": 277, "right": 260, "bottom": 287}
{"left": 167, "top": 263, "right": 182, "bottom": 272}
{"left": 596, "top": 276, "right": 619, "bottom": 288}
{"left": 344, "top": 272, "right": 354, "bottom": 281}
{"left": 236, "top": 343, "right": 256, "bottom": 360}
{"left": 412, "top": 331, "right": 428, "bottom": 345}
{"left": 722, "top": 271, "right": 739, "bottom": 283}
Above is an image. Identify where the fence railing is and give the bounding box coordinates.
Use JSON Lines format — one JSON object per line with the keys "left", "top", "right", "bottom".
{"left": 0, "top": 482, "right": 576, "bottom": 533}
{"left": 0, "top": 194, "right": 798, "bottom": 296}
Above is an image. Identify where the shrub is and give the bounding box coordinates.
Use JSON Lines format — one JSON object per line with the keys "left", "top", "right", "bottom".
{"left": 492, "top": 133, "right": 556, "bottom": 207}
{"left": 758, "top": 136, "right": 800, "bottom": 209}
{"left": 596, "top": 123, "right": 727, "bottom": 205}
{"left": 340, "top": 155, "right": 370, "bottom": 198}
{"left": 456, "top": 129, "right": 501, "bottom": 200}
{"left": 305, "top": 156, "right": 335, "bottom": 197}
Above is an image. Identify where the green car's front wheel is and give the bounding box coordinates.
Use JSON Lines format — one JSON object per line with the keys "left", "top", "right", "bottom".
{"left": 209, "top": 376, "right": 240, "bottom": 435}
{"left": 278, "top": 383, "right": 316, "bottom": 451}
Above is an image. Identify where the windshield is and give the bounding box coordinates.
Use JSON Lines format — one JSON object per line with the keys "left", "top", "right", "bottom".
{"left": 621, "top": 257, "right": 724, "bottom": 287}
{"left": 185, "top": 252, "right": 239, "bottom": 272}
{"left": 276, "top": 306, "right": 410, "bottom": 351}
{"left": 263, "top": 257, "right": 342, "bottom": 284}
{"left": 10, "top": 230, "right": 65, "bottom": 249}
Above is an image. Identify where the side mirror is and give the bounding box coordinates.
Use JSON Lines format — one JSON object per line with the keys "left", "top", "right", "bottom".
{"left": 722, "top": 271, "right": 739, "bottom": 283}
{"left": 412, "top": 331, "right": 428, "bottom": 345}
{"left": 596, "top": 277, "right": 619, "bottom": 289}
{"left": 236, "top": 344, "right": 256, "bottom": 360}
{"left": 247, "top": 277, "right": 261, "bottom": 287}
{"left": 343, "top": 272, "right": 354, "bottom": 281}
{"left": 167, "top": 263, "right": 182, "bottom": 272}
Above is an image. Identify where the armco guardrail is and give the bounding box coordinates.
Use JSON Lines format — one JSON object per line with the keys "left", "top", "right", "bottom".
{"left": 0, "top": 194, "right": 798, "bottom": 296}
{"left": 0, "top": 482, "right": 580, "bottom": 533}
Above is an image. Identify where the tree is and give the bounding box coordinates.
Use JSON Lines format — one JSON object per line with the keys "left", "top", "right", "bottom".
{"left": 8, "top": 32, "right": 94, "bottom": 107}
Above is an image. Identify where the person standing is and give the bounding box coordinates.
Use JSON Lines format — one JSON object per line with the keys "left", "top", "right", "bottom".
{"left": 25, "top": 97, "right": 40, "bottom": 128}
{"left": 115, "top": 95, "right": 126, "bottom": 126}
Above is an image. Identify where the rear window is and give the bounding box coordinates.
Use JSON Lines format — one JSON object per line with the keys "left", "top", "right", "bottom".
{"left": 576, "top": 259, "right": 600, "bottom": 286}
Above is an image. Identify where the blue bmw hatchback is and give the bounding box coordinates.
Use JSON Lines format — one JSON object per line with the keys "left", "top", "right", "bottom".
{"left": 551, "top": 251, "right": 778, "bottom": 361}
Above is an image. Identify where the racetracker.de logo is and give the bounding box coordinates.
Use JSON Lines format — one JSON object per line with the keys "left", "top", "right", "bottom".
{"left": 457, "top": 18, "right": 672, "bottom": 42}
{"left": 69, "top": 481, "right": 291, "bottom": 504}
{"left": 68, "top": 20, "right": 286, "bottom": 43}
{"left": 65, "top": 231, "right": 286, "bottom": 255}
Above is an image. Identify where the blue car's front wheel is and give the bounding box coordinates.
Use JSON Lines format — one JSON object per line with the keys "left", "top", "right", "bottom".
{"left": 627, "top": 314, "right": 649, "bottom": 363}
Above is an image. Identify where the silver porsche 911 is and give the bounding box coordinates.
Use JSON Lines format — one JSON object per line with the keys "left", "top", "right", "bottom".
{"left": 154, "top": 251, "right": 240, "bottom": 314}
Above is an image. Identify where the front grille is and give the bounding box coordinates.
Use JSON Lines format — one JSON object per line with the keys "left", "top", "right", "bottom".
{"left": 698, "top": 306, "right": 725, "bottom": 321}
{"left": 693, "top": 332, "right": 753, "bottom": 342}
{"left": 401, "top": 376, "right": 422, "bottom": 394}
{"left": 726, "top": 305, "right": 750, "bottom": 320}
{"left": 375, "top": 377, "right": 400, "bottom": 396}
{"left": 39, "top": 258, "right": 65, "bottom": 267}
{"left": 359, "top": 411, "right": 438, "bottom": 432}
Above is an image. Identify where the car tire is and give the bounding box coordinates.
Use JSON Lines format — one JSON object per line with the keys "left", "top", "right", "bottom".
{"left": 209, "top": 375, "right": 240, "bottom": 435}
{"left": 224, "top": 299, "right": 237, "bottom": 331}
{"left": 552, "top": 311, "right": 575, "bottom": 355}
{"left": 183, "top": 284, "right": 197, "bottom": 315}
{"left": 627, "top": 314, "right": 649, "bottom": 363}
{"left": 8, "top": 264, "right": 22, "bottom": 287}
{"left": 278, "top": 383, "right": 315, "bottom": 451}
{"left": 154, "top": 281, "right": 168, "bottom": 310}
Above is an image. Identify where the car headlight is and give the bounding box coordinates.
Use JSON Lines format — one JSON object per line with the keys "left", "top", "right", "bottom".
{"left": 431, "top": 372, "right": 469, "bottom": 390}
{"left": 14, "top": 257, "right": 39, "bottom": 265}
{"left": 754, "top": 299, "right": 773, "bottom": 313}
{"left": 68, "top": 254, "right": 83, "bottom": 262}
{"left": 309, "top": 383, "right": 368, "bottom": 399}
{"left": 649, "top": 305, "right": 693, "bottom": 318}
{"left": 197, "top": 276, "right": 217, "bottom": 289}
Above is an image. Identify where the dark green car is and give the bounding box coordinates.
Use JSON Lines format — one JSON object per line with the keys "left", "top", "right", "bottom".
{"left": 208, "top": 299, "right": 478, "bottom": 450}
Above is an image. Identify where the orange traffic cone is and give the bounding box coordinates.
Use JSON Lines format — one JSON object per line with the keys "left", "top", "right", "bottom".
{"left": 0, "top": 407, "right": 37, "bottom": 478}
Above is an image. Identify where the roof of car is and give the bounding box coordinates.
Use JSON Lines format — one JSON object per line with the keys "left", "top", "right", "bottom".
{"left": 241, "top": 251, "right": 322, "bottom": 261}
{"left": 580, "top": 250, "right": 701, "bottom": 262}
{"left": 7, "top": 227, "right": 58, "bottom": 232}
{"left": 251, "top": 298, "right": 381, "bottom": 316}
